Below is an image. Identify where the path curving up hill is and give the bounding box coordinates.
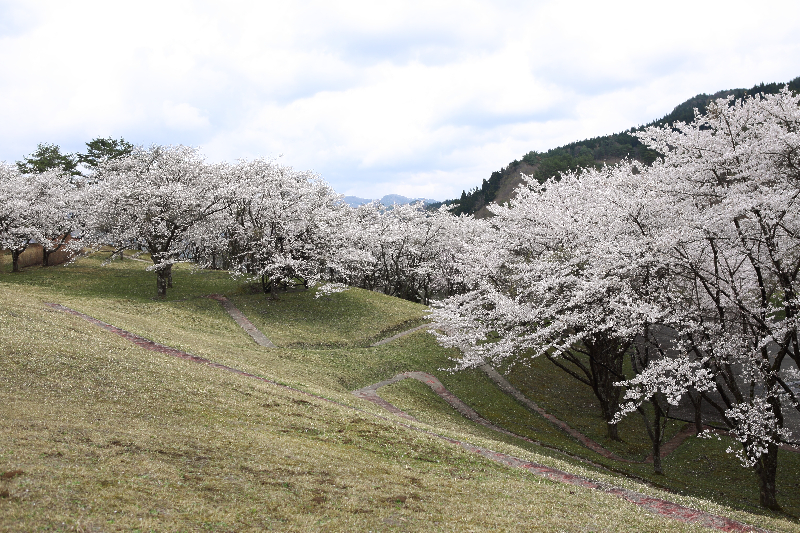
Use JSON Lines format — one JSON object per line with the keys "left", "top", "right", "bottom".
{"left": 43, "top": 299, "right": 773, "bottom": 532}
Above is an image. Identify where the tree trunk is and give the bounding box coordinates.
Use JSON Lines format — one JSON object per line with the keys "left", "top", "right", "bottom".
{"left": 596, "top": 390, "right": 620, "bottom": 440}
{"left": 636, "top": 400, "right": 666, "bottom": 475}
{"left": 652, "top": 442, "right": 663, "bottom": 475}
{"left": 689, "top": 392, "right": 704, "bottom": 434}
{"left": 607, "top": 420, "right": 619, "bottom": 441}
{"left": 44, "top": 234, "right": 70, "bottom": 266}
{"left": 262, "top": 274, "right": 279, "bottom": 299}
{"left": 155, "top": 264, "right": 172, "bottom": 298}
{"left": 11, "top": 250, "right": 21, "bottom": 272}
{"left": 652, "top": 401, "right": 664, "bottom": 475}
{"left": 754, "top": 442, "right": 781, "bottom": 511}
{"left": 586, "top": 336, "right": 625, "bottom": 441}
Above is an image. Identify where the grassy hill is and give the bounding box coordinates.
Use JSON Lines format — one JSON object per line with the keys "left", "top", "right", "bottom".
{"left": 1, "top": 252, "right": 799, "bottom": 531}
{"left": 443, "top": 76, "right": 800, "bottom": 217}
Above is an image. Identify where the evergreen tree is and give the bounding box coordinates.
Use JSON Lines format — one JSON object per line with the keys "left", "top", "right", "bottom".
{"left": 16, "top": 143, "right": 79, "bottom": 175}
{"left": 77, "top": 137, "right": 134, "bottom": 169}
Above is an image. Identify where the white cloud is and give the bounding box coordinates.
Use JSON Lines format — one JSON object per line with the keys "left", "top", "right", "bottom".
{"left": 162, "top": 101, "right": 210, "bottom": 131}
{"left": 1, "top": 0, "right": 798, "bottom": 199}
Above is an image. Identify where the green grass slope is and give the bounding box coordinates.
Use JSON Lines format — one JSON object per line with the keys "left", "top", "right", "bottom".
{"left": 1, "top": 251, "right": 798, "bottom": 531}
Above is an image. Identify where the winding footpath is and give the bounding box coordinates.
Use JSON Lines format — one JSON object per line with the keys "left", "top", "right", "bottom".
{"left": 352, "top": 370, "right": 699, "bottom": 465}
{"left": 477, "top": 363, "right": 636, "bottom": 462}
{"left": 372, "top": 327, "right": 695, "bottom": 464}
{"left": 370, "top": 324, "right": 430, "bottom": 347}
{"left": 45, "top": 299, "right": 772, "bottom": 532}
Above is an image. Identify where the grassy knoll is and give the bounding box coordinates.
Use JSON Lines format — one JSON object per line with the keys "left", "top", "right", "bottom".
{"left": 228, "top": 288, "right": 426, "bottom": 348}
{"left": 1, "top": 251, "right": 798, "bottom": 531}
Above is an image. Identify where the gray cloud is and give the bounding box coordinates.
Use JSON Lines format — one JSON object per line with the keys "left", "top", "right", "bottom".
{"left": 1, "top": 0, "right": 799, "bottom": 200}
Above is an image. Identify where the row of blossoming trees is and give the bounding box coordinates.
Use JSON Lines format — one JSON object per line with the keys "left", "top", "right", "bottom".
{"left": 0, "top": 145, "right": 482, "bottom": 302}
{"left": 1, "top": 89, "right": 798, "bottom": 509}
{"left": 431, "top": 88, "right": 800, "bottom": 510}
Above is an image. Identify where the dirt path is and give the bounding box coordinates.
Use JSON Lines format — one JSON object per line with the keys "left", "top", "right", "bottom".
{"left": 353, "top": 370, "right": 703, "bottom": 466}
{"left": 354, "top": 371, "right": 574, "bottom": 451}
{"left": 372, "top": 328, "right": 689, "bottom": 463}
{"left": 122, "top": 253, "right": 149, "bottom": 263}
{"left": 478, "top": 363, "right": 712, "bottom": 463}
{"left": 476, "top": 363, "right": 637, "bottom": 462}
{"left": 45, "top": 302, "right": 770, "bottom": 532}
{"left": 207, "top": 294, "right": 276, "bottom": 348}
{"left": 370, "top": 324, "right": 430, "bottom": 346}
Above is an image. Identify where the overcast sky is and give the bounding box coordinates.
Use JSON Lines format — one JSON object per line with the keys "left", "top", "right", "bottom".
{"left": 1, "top": 1, "right": 798, "bottom": 200}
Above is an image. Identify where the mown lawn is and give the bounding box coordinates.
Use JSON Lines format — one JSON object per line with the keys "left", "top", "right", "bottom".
{"left": 229, "top": 286, "right": 426, "bottom": 348}
{"left": 1, "top": 250, "right": 798, "bottom": 531}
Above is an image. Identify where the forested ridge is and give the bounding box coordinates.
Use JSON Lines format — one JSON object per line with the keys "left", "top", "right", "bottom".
{"left": 445, "top": 76, "right": 800, "bottom": 216}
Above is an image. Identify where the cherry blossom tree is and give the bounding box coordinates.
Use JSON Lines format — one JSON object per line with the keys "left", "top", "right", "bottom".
{"left": 432, "top": 89, "right": 800, "bottom": 501}
{"left": 0, "top": 164, "right": 78, "bottom": 272}
{"left": 35, "top": 170, "right": 81, "bottom": 267}
{"left": 614, "top": 88, "right": 800, "bottom": 509}
{"left": 0, "top": 163, "right": 36, "bottom": 272}
{"left": 339, "top": 202, "right": 481, "bottom": 304}
{"left": 219, "top": 158, "right": 346, "bottom": 298}
{"left": 84, "top": 145, "right": 233, "bottom": 298}
{"left": 429, "top": 161, "right": 660, "bottom": 441}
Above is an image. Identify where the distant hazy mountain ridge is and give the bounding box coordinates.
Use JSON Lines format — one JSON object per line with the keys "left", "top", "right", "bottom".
{"left": 343, "top": 194, "right": 438, "bottom": 208}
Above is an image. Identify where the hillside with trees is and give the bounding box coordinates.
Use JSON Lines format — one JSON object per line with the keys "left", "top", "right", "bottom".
{"left": 431, "top": 88, "right": 800, "bottom": 510}
{"left": 3, "top": 88, "right": 800, "bottom": 526}
{"left": 445, "top": 77, "right": 800, "bottom": 217}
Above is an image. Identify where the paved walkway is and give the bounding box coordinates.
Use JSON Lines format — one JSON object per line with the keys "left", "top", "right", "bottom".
{"left": 45, "top": 302, "right": 771, "bottom": 532}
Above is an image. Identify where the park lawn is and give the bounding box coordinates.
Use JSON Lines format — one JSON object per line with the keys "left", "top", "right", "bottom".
{"left": 499, "top": 346, "right": 800, "bottom": 516}
{"left": 228, "top": 286, "right": 427, "bottom": 348}
{"left": 0, "top": 249, "right": 241, "bottom": 301}
{"left": 503, "top": 355, "right": 685, "bottom": 459}
{"left": 0, "top": 250, "right": 798, "bottom": 531}
{"left": 0, "top": 272, "right": 703, "bottom": 533}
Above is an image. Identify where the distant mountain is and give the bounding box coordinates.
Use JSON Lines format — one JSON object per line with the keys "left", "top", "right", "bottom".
{"left": 342, "top": 194, "right": 438, "bottom": 208}
{"left": 450, "top": 76, "right": 800, "bottom": 217}
{"left": 342, "top": 196, "right": 373, "bottom": 207}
